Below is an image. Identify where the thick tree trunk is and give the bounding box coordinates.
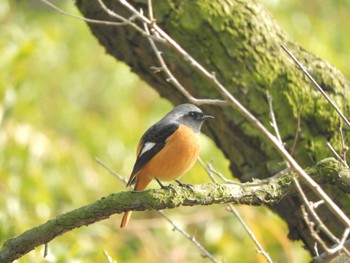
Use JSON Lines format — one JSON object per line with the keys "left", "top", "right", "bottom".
{"left": 76, "top": 0, "right": 350, "bottom": 256}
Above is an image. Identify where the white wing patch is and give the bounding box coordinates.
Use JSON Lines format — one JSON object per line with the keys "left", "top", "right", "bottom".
{"left": 139, "top": 142, "right": 156, "bottom": 157}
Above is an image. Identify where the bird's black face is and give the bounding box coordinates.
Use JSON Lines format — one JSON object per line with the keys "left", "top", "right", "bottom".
{"left": 188, "top": 111, "right": 204, "bottom": 120}
{"left": 188, "top": 111, "right": 215, "bottom": 121}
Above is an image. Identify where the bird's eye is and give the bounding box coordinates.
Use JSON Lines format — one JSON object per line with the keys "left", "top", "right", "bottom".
{"left": 189, "top": 112, "right": 196, "bottom": 117}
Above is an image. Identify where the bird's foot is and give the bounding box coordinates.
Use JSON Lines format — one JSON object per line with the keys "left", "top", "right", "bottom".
{"left": 156, "top": 179, "right": 176, "bottom": 191}
{"left": 175, "top": 180, "right": 194, "bottom": 190}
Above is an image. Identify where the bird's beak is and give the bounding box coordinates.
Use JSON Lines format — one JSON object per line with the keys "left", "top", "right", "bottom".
{"left": 202, "top": 115, "right": 215, "bottom": 121}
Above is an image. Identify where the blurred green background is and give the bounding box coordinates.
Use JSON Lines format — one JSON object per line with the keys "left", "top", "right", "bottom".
{"left": 1, "top": 0, "right": 349, "bottom": 262}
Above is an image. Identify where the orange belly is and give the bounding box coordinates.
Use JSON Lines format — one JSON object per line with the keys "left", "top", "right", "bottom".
{"left": 121, "top": 125, "right": 201, "bottom": 228}
{"left": 138, "top": 125, "right": 200, "bottom": 184}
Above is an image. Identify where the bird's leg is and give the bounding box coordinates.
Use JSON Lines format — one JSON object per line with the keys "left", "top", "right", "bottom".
{"left": 156, "top": 178, "right": 174, "bottom": 190}
{"left": 175, "top": 180, "right": 194, "bottom": 190}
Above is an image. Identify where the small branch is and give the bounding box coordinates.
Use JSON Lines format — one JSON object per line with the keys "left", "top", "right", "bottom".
{"left": 103, "top": 250, "right": 117, "bottom": 263}
{"left": 281, "top": 44, "right": 350, "bottom": 127}
{"left": 40, "top": 0, "right": 137, "bottom": 27}
{"left": 199, "top": 158, "right": 274, "bottom": 263}
{"left": 290, "top": 106, "right": 302, "bottom": 156}
{"left": 226, "top": 205, "right": 274, "bottom": 263}
{"left": 147, "top": 0, "right": 154, "bottom": 22}
{"left": 95, "top": 0, "right": 150, "bottom": 37}
{"left": 198, "top": 157, "right": 240, "bottom": 185}
{"left": 267, "top": 91, "right": 283, "bottom": 146}
{"left": 158, "top": 211, "right": 219, "bottom": 263}
{"left": 339, "top": 125, "right": 349, "bottom": 166}
{"left": 293, "top": 177, "right": 350, "bottom": 257}
{"left": 326, "top": 141, "right": 348, "bottom": 167}
{"left": 312, "top": 239, "right": 350, "bottom": 263}
{"left": 142, "top": 9, "right": 227, "bottom": 106}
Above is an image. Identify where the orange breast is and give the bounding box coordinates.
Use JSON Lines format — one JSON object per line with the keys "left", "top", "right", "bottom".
{"left": 139, "top": 125, "right": 200, "bottom": 183}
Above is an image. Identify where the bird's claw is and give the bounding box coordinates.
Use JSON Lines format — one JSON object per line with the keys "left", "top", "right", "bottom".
{"left": 156, "top": 179, "right": 176, "bottom": 191}
{"left": 175, "top": 180, "right": 194, "bottom": 190}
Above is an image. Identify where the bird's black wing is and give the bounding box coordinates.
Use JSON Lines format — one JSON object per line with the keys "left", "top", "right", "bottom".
{"left": 126, "top": 122, "right": 179, "bottom": 186}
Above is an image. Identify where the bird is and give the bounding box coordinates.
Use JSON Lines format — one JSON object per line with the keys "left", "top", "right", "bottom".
{"left": 120, "top": 103, "right": 214, "bottom": 228}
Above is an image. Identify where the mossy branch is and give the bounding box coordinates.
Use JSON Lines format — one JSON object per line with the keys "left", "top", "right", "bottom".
{"left": 0, "top": 158, "right": 348, "bottom": 263}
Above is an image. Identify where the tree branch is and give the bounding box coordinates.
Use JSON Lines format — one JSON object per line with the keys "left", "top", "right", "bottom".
{"left": 1, "top": 178, "right": 292, "bottom": 263}
{"left": 0, "top": 181, "right": 286, "bottom": 262}
{"left": 1, "top": 158, "right": 348, "bottom": 263}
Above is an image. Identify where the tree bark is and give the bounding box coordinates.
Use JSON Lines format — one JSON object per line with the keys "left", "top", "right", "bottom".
{"left": 76, "top": 0, "right": 350, "bottom": 256}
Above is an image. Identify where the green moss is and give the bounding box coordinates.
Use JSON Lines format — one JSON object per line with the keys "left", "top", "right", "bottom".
{"left": 178, "top": 4, "right": 203, "bottom": 31}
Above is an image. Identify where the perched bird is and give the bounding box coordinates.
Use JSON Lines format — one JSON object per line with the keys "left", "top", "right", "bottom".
{"left": 120, "top": 103, "right": 214, "bottom": 228}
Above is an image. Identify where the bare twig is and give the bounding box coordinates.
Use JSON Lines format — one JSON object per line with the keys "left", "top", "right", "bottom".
{"left": 328, "top": 228, "right": 350, "bottom": 255}
{"left": 43, "top": 243, "right": 48, "bottom": 258}
{"left": 96, "top": 157, "right": 128, "bottom": 184}
{"left": 158, "top": 210, "right": 219, "bottom": 263}
{"left": 198, "top": 158, "right": 240, "bottom": 185}
{"left": 259, "top": 90, "right": 348, "bottom": 258}
{"left": 142, "top": 12, "right": 227, "bottom": 105}
{"left": 339, "top": 125, "right": 349, "bottom": 166}
{"left": 290, "top": 106, "right": 302, "bottom": 156}
{"left": 301, "top": 205, "right": 330, "bottom": 254}
{"left": 293, "top": 177, "right": 350, "bottom": 256}
{"left": 96, "top": 0, "right": 150, "bottom": 37}
{"left": 326, "top": 142, "right": 348, "bottom": 168}
{"left": 267, "top": 91, "right": 283, "bottom": 146}
{"left": 198, "top": 158, "right": 273, "bottom": 263}
{"left": 40, "top": 0, "right": 138, "bottom": 27}
{"left": 103, "top": 250, "right": 117, "bottom": 263}
{"left": 281, "top": 44, "right": 350, "bottom": 127}
{"left": 147, "top": 0, "right": 154, "bottom": 22}
{"left": 226, "top": 205, "right": 274, "bottom": 263}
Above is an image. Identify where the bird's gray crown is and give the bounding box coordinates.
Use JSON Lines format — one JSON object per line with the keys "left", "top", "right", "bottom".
{"left": 163, "top": 104, "right": 212, "bottom": 133}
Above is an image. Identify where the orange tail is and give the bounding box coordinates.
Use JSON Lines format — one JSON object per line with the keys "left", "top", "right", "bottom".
{"left": 120, "top": 173, "right": 152, "bottom": 228}
{"left": 120, "top": 211, "right": 132, "bottom": 228}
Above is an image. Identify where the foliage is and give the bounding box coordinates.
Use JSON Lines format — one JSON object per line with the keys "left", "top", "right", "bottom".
{"left": 1, "top": 0, "right": 348, "bottom": 262}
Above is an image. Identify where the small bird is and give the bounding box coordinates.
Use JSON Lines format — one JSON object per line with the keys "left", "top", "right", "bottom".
{"left": 120, "top": 103, "right": 214, "bottom": 228}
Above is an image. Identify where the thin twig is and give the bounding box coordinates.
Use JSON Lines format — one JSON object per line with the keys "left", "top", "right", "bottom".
{"left": 226, "top": 205, "right": 274, "bottom": 263}
{"left": 293, "top": 177, "right": 350, "bottom": 256}
{"left": 103, "top": 250, "right": 117, "bottom": 263}
{"left": 43, "top": 243, "right": 48, "bottom": 258}
{"left": 339, "top": 125, "right": 349, "bottom": 166}
{"left": 300, "top": 205, "right": 330, "bottom": 253}
{"left": 147, "top": 0, "right": 154, "bottom": 22}
{"left": 281, "top": 44, "right": 350, "bottom": 127}
{"left": 328, "top": 228, "right": 350, "bottom": 255}
{"left": 142, "top": 14, "right": 227, "bottom": 105}
{"left": 326, "top": 142, "right": 348, "bottom": 167}
{"left": 267, "top": 91, "right": 283, "bottom": 146}
{"left": 96, "top": 157, "right": 128, "bottom": 184}
{"left": 158, "top": 210, "right": 219, "bottom": 263}
{"left": 198, "top": 158, "right": 273, "bottom": 263}
{"left": 290, "top": 106, "right": 302, "bottom": 156}
{"left": 96, "top": 0, "right": 151, "bottom": 37}
{"left": 198, "top": 158, "right": 240, "bottom": 185}
{"left": 294, "top": 176, "right": 338, "bottom": 243}
{"left": 40, "top": 0, "right": 137, "bottom": 27}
